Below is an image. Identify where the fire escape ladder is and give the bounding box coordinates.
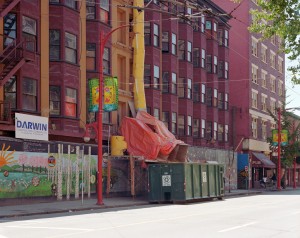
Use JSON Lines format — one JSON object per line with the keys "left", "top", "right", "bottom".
{"left": 0, "top": 40, "right": 27, "bottom": 87}
{"left": 0, "top": 0, "right": 21, "bottom": 19}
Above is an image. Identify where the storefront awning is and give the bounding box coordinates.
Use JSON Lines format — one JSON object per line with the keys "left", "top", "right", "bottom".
{"left": 252, "top": 152, "right": 276, "bottom": 168}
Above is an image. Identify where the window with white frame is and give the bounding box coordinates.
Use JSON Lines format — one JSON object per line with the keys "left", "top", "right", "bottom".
{"left": 153, "top": 23, "right": 159, "bottom": 47}
{"left": 172, "top": 112, "right": 177, "bottom": 134}
{"left": 252, "top": 91, "right": 258, "bottom": 108}
{"left": 270, "top": 51, "right": 276, "bottom": 68}
{"left": 178, "top": 78, "right": 184, "bottom": 98}
{"left": 144, "top": 64, "right": 151, "bottom": 88}
{"left": 187, "top": 41, "right": 192, "bottom": 62}
{"left": 187, "top": 78, "right": 192, "bottom": 99}
{"left": 162, "top": 111, "right": 169, "bottom": 129}
{"left": 154, "top": 108, "right": 159, "bottom": 119}
{"left": 172, "top": 33, "right": 177, "bottom": 55}
{"left": 261, "top": 70, "right": 267, "bottom": 88}
{"left": 193, "top": 48, "right": 200, "bottom": 67}
{"left": 224, "top": 30, "right": 228, "bottom": 47}
{"left": 193, "top": 84, "right": 200, "bottom": 102}
{"left": 225, "top": 124, "right": 228, "bottom": 142}
{"left": 262, "top": 120, "right": 267, "bottom": 140}
{"left": 270, "top": 99, "right": 276, "bottom": 115}
{"left": 218, "top": 124, "right": 223, "bottom": 141}
{"left": 201, "top": 84, "right": 206, "bottom": 103}
{"left": 206, "top": 121, "right": 212, "bottom": 139}
{"left": 278, "top": 80, "right": 283, "bottom": 96}
{"left": 162, "top": 31, "right": 169, "bottom": 52}
{"left": 225, "top": 62, "right": 228, "bottom": 79}
{"left": 100, "top": 0, "right": 109, "bottom": 24}
{"left": 22, "top": 16, "right": 37, "bottom": 52}
{"left": 144, "top": 22, "right": 151, "bottom": 45}
{"left": 201, "top": 16, "right": 205, "bottom": 32}
{"left": 252, "top": 37, "right": 258, "bottom": 57}
{"left": 278, "top": 57, "right": 283, "bottom": 73}
{"left": 178, "top": 40, "right": 185, "bottom": 60}
{"left": 187, "top": 116, "right": 192, "bottom": 136}
{"left": 213, "top": 88, "right": 218, "bottom": 107}
{"left": 65, "top": 32, "right": 77, "bottom": 64}
{"left": 201, "top": 119, "right": 206, "bottom": 138}
{"left": 171, "top": 72, "right": 177, "bottom": 94}
{"left": 65, "top": 87, "right": 77, "bottom": 117}
{"left": 261, "top": 44, "right": 267, "bottom": 63}
{"left": 201, "top": 49, "right": 206, "bottom": 68}
{"left": 270, "top": 75, "right": 276, "bottom": 92}
{"left": 213, "top": 56, "right": 218, "bottom": 74}
{"left": 193, "top": 119, "right": 199, "bottom": 137}
{"left": 261, "top": 95, "right": 267, "bottom": 111}
{"left": 162, "top": 71, "right": 169, "bottom": 93}
{"left": 178, "top": 115, "right": 185, "bottom": 136}
{"left": 153, "top": 65, "right": 159, "bottom": 89}
{"left": 22, "top": 78, "right": 37, "bottom": 111}
{"left": 251, "top": 117, "right": 257, "bottom": 138}
{"left": 213, "top": 122, "right": 217, "bottom": 140}
{"left": 224, "top": 93, "right": 228, "bottom": 110}
{"left": 252, "top": 64, "right": 258, "bottom": 83}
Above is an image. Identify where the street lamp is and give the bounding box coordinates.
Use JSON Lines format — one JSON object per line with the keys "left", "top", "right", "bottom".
{"left": 277, "top": 107, "right": 300, "bottom": 190}
{"left": 95, "top": 25, "right": 132, "bottom": 205}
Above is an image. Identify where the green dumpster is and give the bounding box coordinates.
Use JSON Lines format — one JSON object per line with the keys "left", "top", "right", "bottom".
{"left": 148, "top": 163, "right": 224, "bottom": 203}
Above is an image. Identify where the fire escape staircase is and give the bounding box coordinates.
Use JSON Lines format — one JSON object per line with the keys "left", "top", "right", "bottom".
{"left": 0, "top": 0, "right": 21, "bottom": 19}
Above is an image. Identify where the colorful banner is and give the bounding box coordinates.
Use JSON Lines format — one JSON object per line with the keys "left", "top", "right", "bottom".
{"left": 88, "top": 78, "right": 99, "bottom": 112}
{"left": 104, "top": 77, "right": 118, "bottom": 112}
{"left": 272, "top": 129, "right": 288, "bottom": 146}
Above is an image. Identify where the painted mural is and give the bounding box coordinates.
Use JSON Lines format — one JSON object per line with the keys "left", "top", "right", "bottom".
{"left": 0, "top": 141, "right": 143, "bottom": 199}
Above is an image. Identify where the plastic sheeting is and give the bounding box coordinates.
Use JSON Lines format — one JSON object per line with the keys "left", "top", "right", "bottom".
{"left": 120, "top": 111, "right": 187, "bottom": 160}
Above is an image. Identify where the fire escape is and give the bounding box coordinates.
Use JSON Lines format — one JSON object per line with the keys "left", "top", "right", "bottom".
{"left": 0, "top": 0, "right": 36, "bottom": 125}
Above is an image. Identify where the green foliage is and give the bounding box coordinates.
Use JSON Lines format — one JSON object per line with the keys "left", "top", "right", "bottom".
{"left": 232, "top": 0, "right": 300, "bottom": 83}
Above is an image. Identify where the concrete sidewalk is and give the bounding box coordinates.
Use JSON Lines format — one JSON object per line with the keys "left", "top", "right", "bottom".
{"left": 0, "top": 188, "right": 284, "bottom": 219}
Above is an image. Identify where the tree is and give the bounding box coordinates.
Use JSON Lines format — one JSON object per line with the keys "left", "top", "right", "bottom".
{"left": 232, "top": 0, "right": 300, "bottom": 84}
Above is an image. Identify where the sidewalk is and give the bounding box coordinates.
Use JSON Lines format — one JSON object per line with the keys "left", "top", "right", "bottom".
{"left": 0, "top": 188, "right": 293, "bottom": 219}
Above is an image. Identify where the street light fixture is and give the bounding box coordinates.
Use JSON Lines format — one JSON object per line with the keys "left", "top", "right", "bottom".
{"left": 277, "top": 107, "right": 300, "bottom": 190}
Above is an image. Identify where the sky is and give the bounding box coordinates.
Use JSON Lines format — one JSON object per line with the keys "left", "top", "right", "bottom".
{"left": 285, "top": 57, "right": 300, "bottom": 116}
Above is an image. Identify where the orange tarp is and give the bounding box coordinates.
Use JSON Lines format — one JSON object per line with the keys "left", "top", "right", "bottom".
{"left": 120, "top": 111, "right": 185, "bottom": 160}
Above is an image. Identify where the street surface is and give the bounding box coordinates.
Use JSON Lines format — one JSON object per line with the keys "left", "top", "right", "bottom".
{"left": 0, "top": 190, "right": 299, "bottom": 238}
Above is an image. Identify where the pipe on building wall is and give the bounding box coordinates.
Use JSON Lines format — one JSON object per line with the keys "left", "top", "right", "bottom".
{"left": 132, "top": 0, "right": 146, "bottom": 112}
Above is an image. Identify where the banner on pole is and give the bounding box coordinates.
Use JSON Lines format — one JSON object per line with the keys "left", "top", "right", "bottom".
{"left": 88, "top": 78, "right": 99, "bottom": 112}
{"left": 104, "top": 77, "right": 118, "bottom": 112}
{"left": 272, "top": 129, "right": 288, "bottom": 146}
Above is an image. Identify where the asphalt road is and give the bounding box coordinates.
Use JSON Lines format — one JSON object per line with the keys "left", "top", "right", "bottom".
{"left": 0, "top": 190, "right": 299, "bottom": 238}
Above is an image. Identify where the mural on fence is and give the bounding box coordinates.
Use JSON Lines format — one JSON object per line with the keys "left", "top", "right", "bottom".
{"left": 0, "top": 142, "right": 132, "bottom": 199}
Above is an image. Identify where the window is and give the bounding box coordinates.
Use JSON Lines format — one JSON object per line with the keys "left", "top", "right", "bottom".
{"left": 261, "top": 70, "right": 267, "bottom": 87}
{"left": 193, "top": 119, "right": 199, "bottom": 137}
{"left": 4, "top": 76, "right": 16, "bottom": 109}
{"left": 218, "top": 124, "right": 223, "bottom": 141}
{"left": 270, "top": 75, "right": 276, "bottom": 92}
{"left": 261, "top": 45, "right": 267, "bottom": 63}
{"left": 252, "top": 65, "right": 258, "bottom": 83}
{"left": 22, "top": 16, "right": 37, "bottom": 52}
{"left": 50, "top": 30, "right": 60, "bottom": 60}
{"left": 278, "top": 80, "right": 283, "bottom": 96}
{"left": 178, "top": 78, "right": 185, "bottom": 98}
{"left": 153, "top": 24, "right": 159, "bottom": 47}
{"left": 252, "top": 117, "right": 257, "bottom": 138}
{"left": 278, "top": 57, "right": 283, "bottom": 73}
{"left": 22, "top": 78, "right": 37, "bottom": 111}
{"left": 65, "top": 88, "right": 77, "bottom": 117}
{"left": 261, "top": 95, "right": 267, "bottom": 111}
{"left": 65, "top": 0, "right": 76, "bottom": 9}
{"left": 270, "top": 99, "right": 276, "bottom": 115}
{"left": 162, "top": 71, "right": 169, "bottom": 93}
{"left": 154, "top": 108, "right": 159, "bottom": 119}
{"left": 260, "top": 120, "right": 266, "bottom": 140}
{"left": 178, "top": 115, "right": 185, "bottom": 136}
{"left": 171, "top": 33, "right": 177, "bottom": 55}
{"left": 218, "top": 92, "right": 223, "bottom": 109}
{"left": 206, "top": 20, "right": 212, "bottom": 30}
{"left": 224, "top": 93, "right": 228, "bottom": 110}
{"left": 144, "top": 22, "right": 151, "bottom": 46}
{"left": 50, "top": 86, "right": 60, "bottom": 115}
{"left": 224, "top": 30, "right": 228, "bottom": 47}
{"left": 201, "top": 16, "right": 205, "bottom": 32}
{"left": 271, "top": 35, "right": 276, "bottom": 45}
{"left": 193, "top": 84, "right": 200, "bottom": 102}
{"left": 252, "top": 91, "right": 258, "bottom": 108}
{"left": 162, "top": 111, "right": 169, "bottom": 129}
{"left": 153, "top": 65, "right": 159, "bottom": 89}
{"left": 144, "top": 64, "right": 151, "bottom": 88}
{"left": 201, "top": 49, "right": 206, "bottom": 68}
{"left": 103, "top": 47, "right": 110, "bottom": 74}
{"left": 206, "top": 87, "right": 212, "bottom": 106}
{"left": 65, "top": 32, "right": 77, "bottom": 64}
{"left": 252, "top": 37, "right": 258, "bottom": 57}
{"left": 218, "top": 61, "right": 224, "bottom": 78}
{"left": 100, "top": 0, "right": 109, "bottom": 24}
{"left": 206, "top": 55, "right": 212, "bottom": 73}
{"left": 225, "top": 62, "right": 228, "bottom": 79}
{"left": 4, "top": 13, "right": 17, "bottom": 47}
{"left": 86, "top": 43, "right": 96, "bottom": 71}
{"left": 201, "top": 119, "right": 206, "bottom": 138}
{"left": 171, "top": 73, "right": 177, "bottom": 94}
{"left": 225, "top": 125, "right": 228, "bottom": 142}
{"left": 193, "top": 48, "right": 200, "bottom": 67}
{"left": 213, "top": 89, "right": 218, "bottom": 107}
{"left": 162, "top": 32, "right": 169, "bottom": 52}
{"left": 187, "top": 79, "right": 192, "bottom": 99}
{"left": 201, "top": 84, "right": 206, "bottom": 103}
{"left": 178, "top": 40, "right": 185, "bottom": 60}
{"left": 172, "top": 112, "right": 177, "bottom": 134}
{"left": 187, "top": 116, "right": 192, "bottom": 136}
{"left": 187, "top": 41, "right": 192, "bottom": 62}
{"left": 86, "top": 0, "right": 96, "bottom": 19}
{"left": 213, "top": 56, "right": 218, "bottom": 74}
{"left": 270, "top": 51, "right": 276, "bottom": 68}
{"left": 213, "top": 122, "right": 217, "bottom": 140}
{"left": 206, "top": 121, "right": 212, "bottom": 139}
{"left": 217, "top": 29, "right": 223, "bottom": 45}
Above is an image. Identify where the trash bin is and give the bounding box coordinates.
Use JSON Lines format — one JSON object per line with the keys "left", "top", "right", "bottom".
{"left": 148, "top": 162, "right": 224, "bottom": 203}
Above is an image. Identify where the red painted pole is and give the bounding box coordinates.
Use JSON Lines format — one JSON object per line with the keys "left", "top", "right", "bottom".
{"left": 277, "top": 109, "right": 281, "bottom": 190}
